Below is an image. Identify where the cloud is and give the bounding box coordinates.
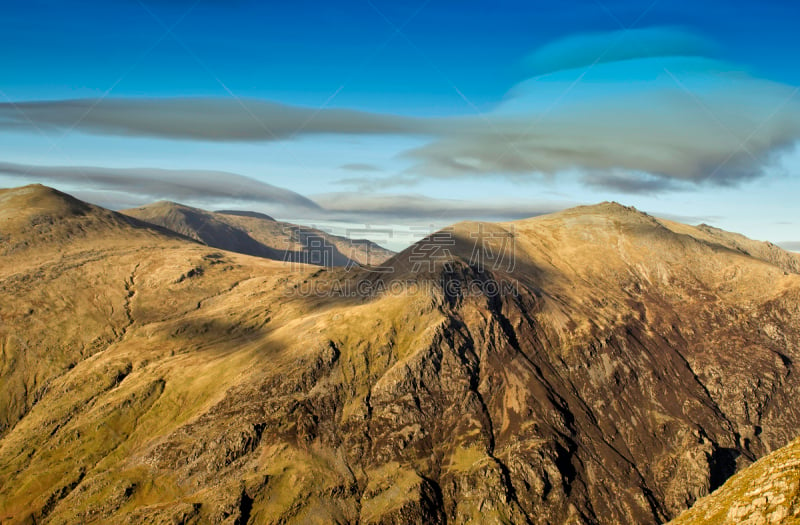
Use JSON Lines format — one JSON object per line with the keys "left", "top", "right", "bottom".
{"left": 580, "top": 171, "right": 685, "bottom": 194}
{"left": 66, "top": 189, "right": 164, "bottom": 211}
{"left": 2, "top": 28, "right": 799, "bottom": 195}
{"left": 334, "top": 172, "right": 423, "bottom": 192}
{"left": 0, "top": 161, "right": 320, "bottom": 211}
{"left": 778, "top": 241, "right": 800, "bottom": 252}
{"left": 312, "top": 192, "right": 574, "bottom": 222}
{"left": 524, "top": 26, "right": 717, "bottom": 76}
{"left": 339, "top": 163, "right": 383, "bottom": 172}
{"left": 404, "top": 55, "right": 800, "bottom": 188}
{"left": 0, "top": 98, "right": 430, "bottom": 141}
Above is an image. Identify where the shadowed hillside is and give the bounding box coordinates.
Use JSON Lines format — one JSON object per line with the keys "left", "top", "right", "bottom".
{"left": 122, "top": 201, "right": 393, "bottom": 267}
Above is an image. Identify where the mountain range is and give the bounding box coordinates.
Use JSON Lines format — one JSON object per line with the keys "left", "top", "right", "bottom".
{"left": 1, "top": 184, "right": 799, "bottom": 524}
{"left": 121, "top": 200, "right": 393, "bottom": 267}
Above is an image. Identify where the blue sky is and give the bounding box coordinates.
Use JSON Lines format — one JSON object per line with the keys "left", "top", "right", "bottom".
{"left": 1, "top": 0, "right": 799, "bottom": 250}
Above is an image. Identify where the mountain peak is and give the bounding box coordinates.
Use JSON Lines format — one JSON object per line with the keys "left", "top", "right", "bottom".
{"left": 0, "top": 184, "right": 92, "bottom": 221}
{"left": 1, "top": 183, "right": 83, "bottom": 203}
{"left": 597, "top": 200, "right": 642, "bottom": 212}
{"left": 0, "top": 185, "right": 187, "bottom": 254}
{"left": 561, "top": 200, "right": 649, "bottom": 219}
{"left": 509, "top": 202, "right": 656, "bottom": 231}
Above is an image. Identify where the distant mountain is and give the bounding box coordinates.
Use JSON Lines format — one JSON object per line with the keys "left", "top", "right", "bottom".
{"left": 122, "top": 201, "right": 393, "bottom": 267}
{"left": 669, "top": 436, "right": 800, "bottom": 524}
{"left": 215, "top": 209, "right": 276, "bottom": 221}
{"left": 2, "top": 187, "right": 800, "bottom": 524}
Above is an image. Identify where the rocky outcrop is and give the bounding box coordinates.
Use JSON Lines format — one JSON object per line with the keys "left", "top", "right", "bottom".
{"left": 670, "top": 436, "right": 800, "bottom": 524}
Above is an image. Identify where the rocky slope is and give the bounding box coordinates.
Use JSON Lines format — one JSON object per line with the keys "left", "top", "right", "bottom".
{"left": 122, "top": 201, "right": 393, "bottom": 267}
{"left": 1, "top": 187, "right": 800, "bottom": 524}
{"left": 670, "top": 436, "right": 800, "bottom": 524}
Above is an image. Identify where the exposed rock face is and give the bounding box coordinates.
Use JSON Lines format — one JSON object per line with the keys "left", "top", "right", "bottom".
{"left": 670, "top": 436, "right": 800, "bottom": 524}
{"left": 1, "top": 188, "right": 800, "bottom": 524}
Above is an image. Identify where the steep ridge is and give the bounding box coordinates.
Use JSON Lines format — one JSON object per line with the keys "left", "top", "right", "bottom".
{"left": 122, "top": 201, "right": 393, "bottom": 267}
{"left": 214, "top": 208, "right": 393, "bottom": 267}
{"left": 670, "top": 436, "right": 800, "bottom": 524}
{"left": 656, "top": 217, "right": 800, "bottom": 275}
{"left": 1, "top": 189, "right": 800, "bottom": 524}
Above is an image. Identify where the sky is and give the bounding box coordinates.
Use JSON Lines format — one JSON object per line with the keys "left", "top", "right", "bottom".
{"left": 1, "top": 0, "right": 798, "bottom": 251}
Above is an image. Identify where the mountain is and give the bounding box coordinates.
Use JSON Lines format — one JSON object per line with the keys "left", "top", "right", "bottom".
{"left": 658, "top": 219, "right": 800, "bottom": 275}
{"left": 214, "top": 210, "right": 276, "bottom": 221}
{"left": 669, "top": 436, "right": 800, "bottom": 524}
{"left": 122, "top": 201, "right": 393, "bottom": 267}
{"left": 0, "top": 184, "right": 187, "bottom": 254}
{"left": 2, "top": 187, "right": 800, "bottom": 524}
{"left": 0, "top": 185, "right": 223, "bottom": 439}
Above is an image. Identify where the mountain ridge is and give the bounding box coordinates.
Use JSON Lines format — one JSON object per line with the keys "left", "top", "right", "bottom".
{"left": 122, "top": 200, "right": 394, "bottom": 267}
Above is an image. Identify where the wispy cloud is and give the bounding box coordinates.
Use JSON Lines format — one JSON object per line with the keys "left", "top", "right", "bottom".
{"left": 524, "top": 26, "right": 717, "bottom": 75}
{"left": 0, "top": 98, "right": 430, "bottom": 141}
{"left": 339, "top": 163, "right": 383, "bottom": 172}
{"left": 333, "top": 172, "right": 423, "bottom": 192}
{"left": 0, "top": 161, "right": 320, "bottom": 211}
{"left": 312, "top": 192, "right": 575, "bottom": 222}
{"left": 581, "top": 171, "right": 686, "bottom": 194}
{"left": 580, "top": 171, "right": 684, "bottom": 194}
